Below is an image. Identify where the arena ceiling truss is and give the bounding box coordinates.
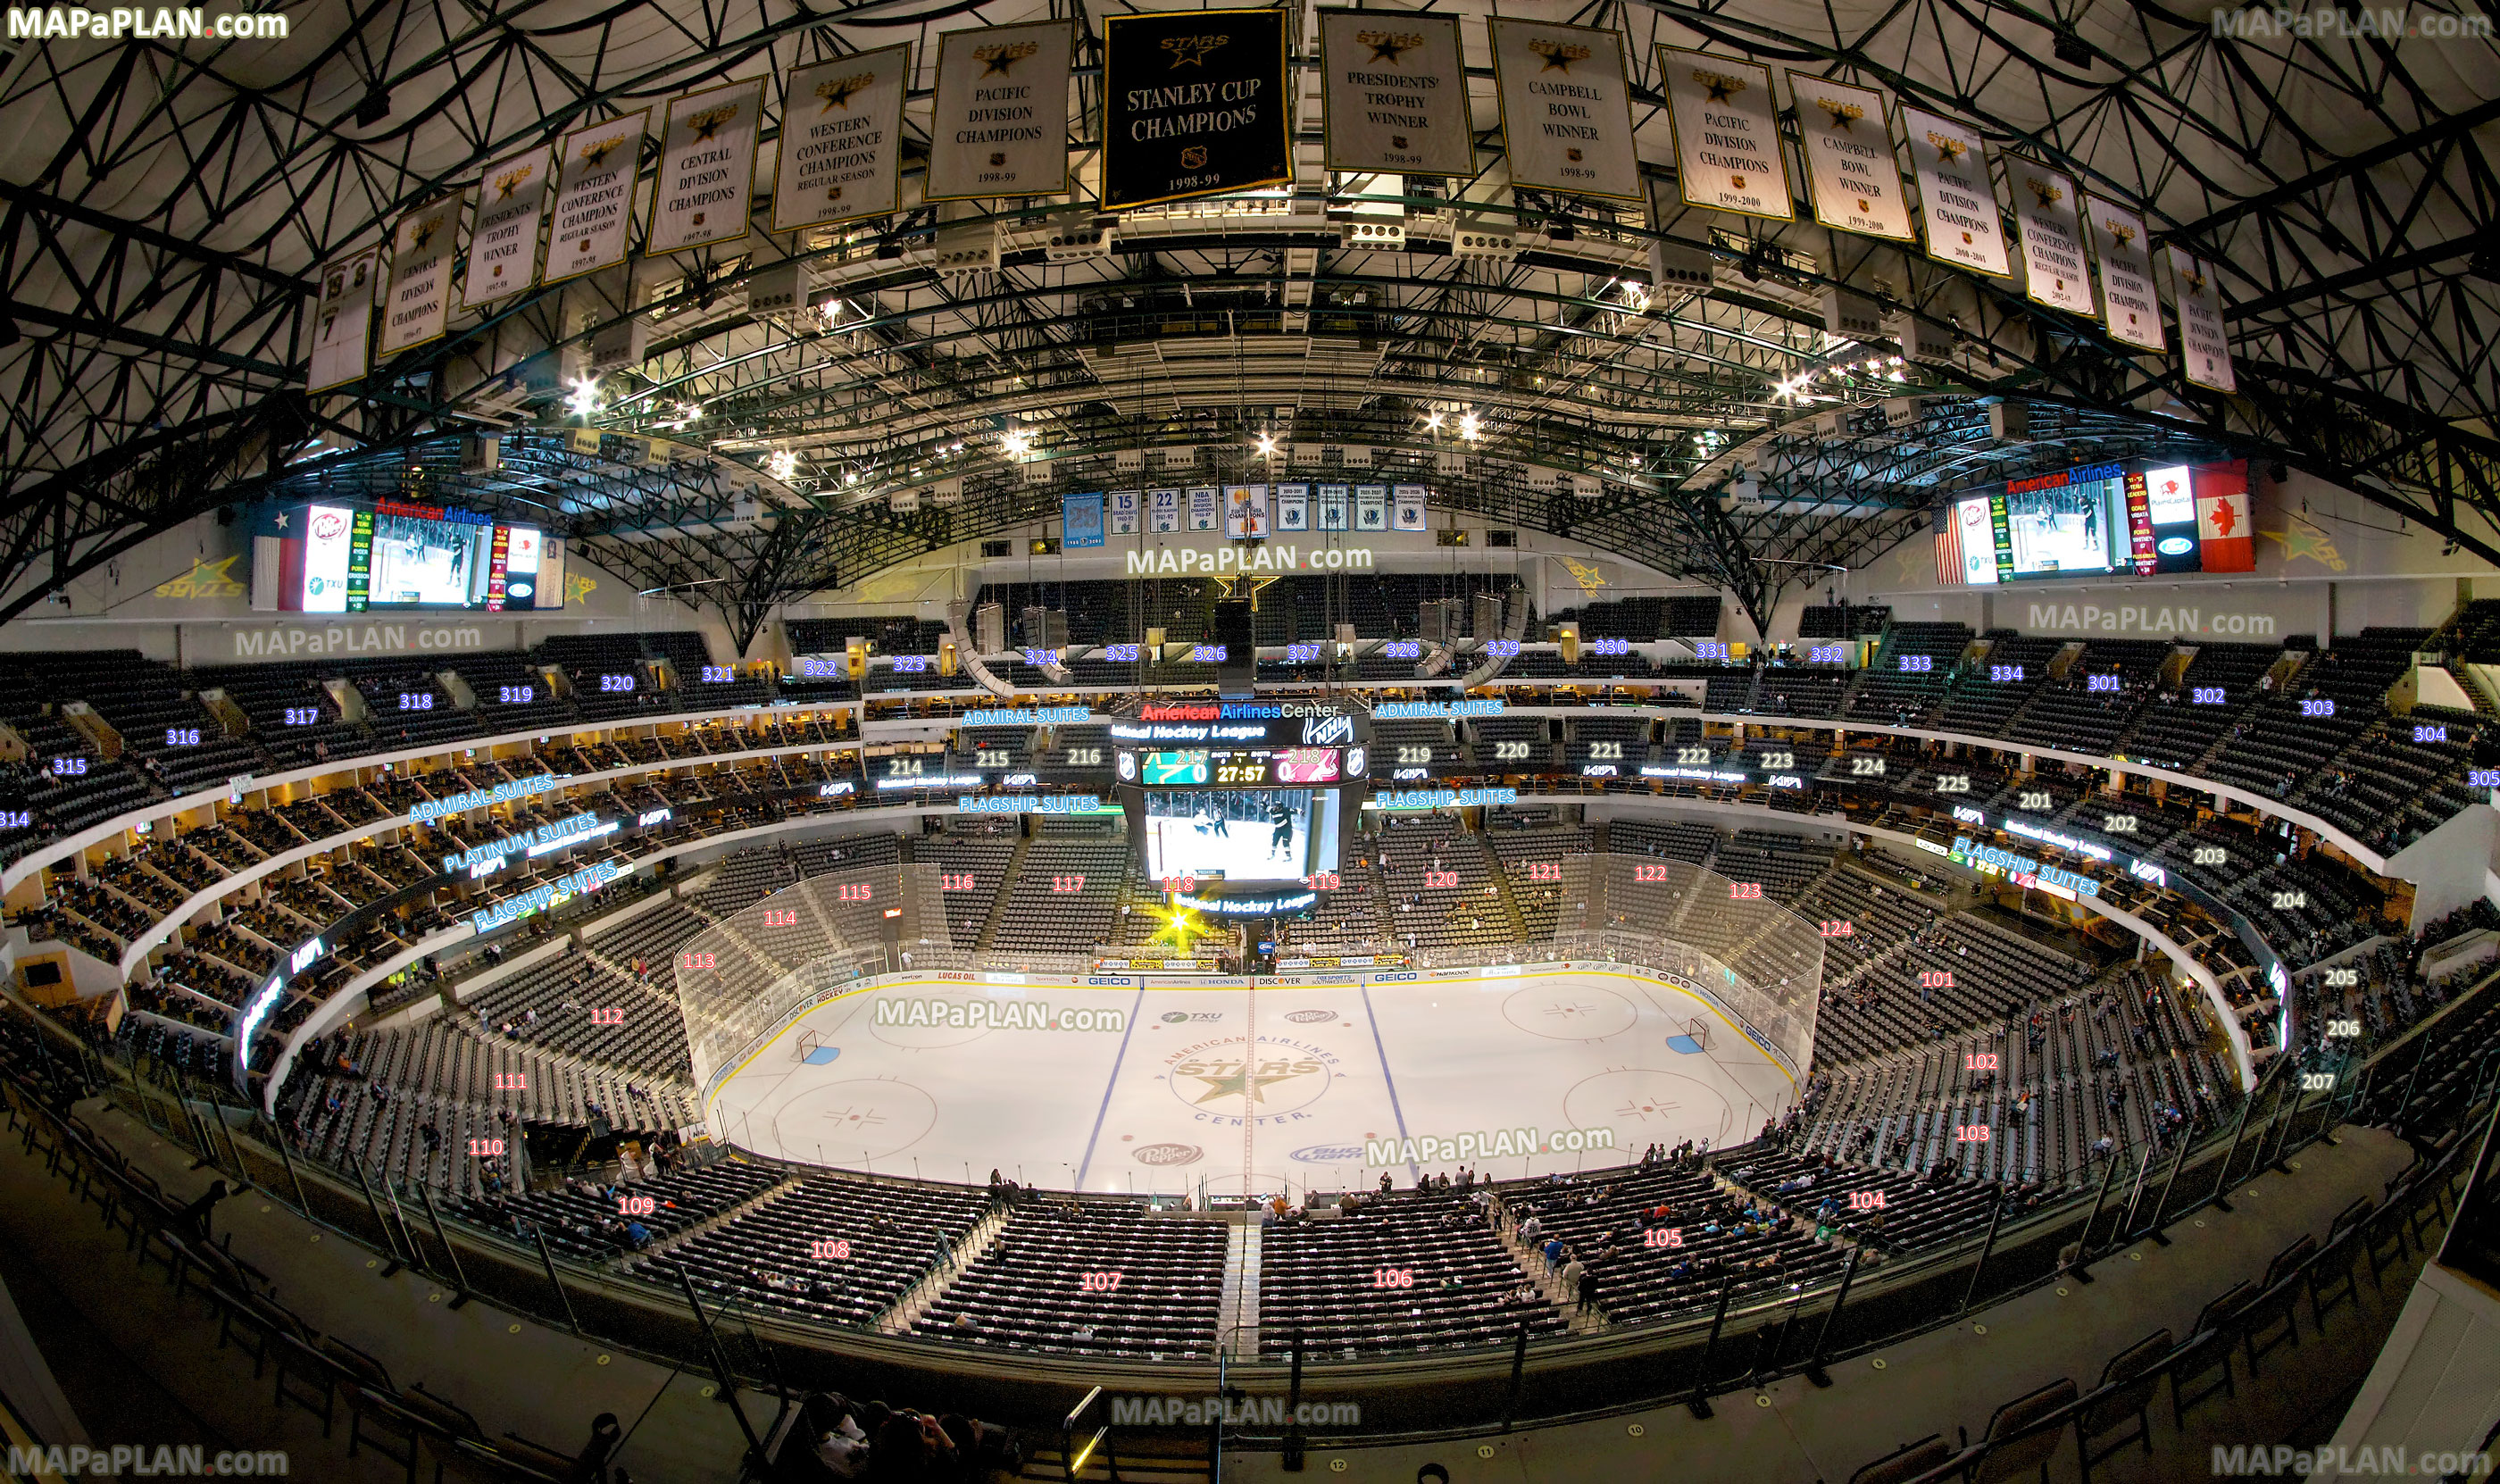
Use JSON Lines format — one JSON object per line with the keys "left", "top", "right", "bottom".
{"left": 0, "top": 0, "right": 2491, "bottom": 645}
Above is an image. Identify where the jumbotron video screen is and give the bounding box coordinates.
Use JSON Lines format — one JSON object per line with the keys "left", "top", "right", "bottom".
{"left": 1142, "top": 787, "right": 1341, "bottom": 884}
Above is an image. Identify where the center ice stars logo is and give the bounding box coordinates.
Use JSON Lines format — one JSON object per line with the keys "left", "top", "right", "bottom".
{"left": 1162, "top": 1034, "right": 1338, "bottom": 1125}
{"left": 1542, "top": 996, "right": 1606, "bottom": 1026}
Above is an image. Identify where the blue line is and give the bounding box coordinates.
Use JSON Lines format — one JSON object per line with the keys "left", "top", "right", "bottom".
{"left": 1359, "top": 980, "right": 1420, "bottom": 1184}
{"left": 1073, "top": 986, "right": 1149, "bottom": 1190}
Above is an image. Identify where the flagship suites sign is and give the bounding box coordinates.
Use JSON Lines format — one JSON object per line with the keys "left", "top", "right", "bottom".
{"left": 1102, "top": 8, "right": 1289, "bottom": 210}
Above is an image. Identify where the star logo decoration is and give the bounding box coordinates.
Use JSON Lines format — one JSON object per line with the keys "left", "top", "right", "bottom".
{"left": 409, "top": 214, "right": 445, "bottom": 253}
{"left": 1187, "top": 1063, "right": 1304, "bottom": 1106}
{"left": 1692, "top": 69, "right": 1746, "bottom": 104}
{"left": 976, "top": 41, "right": 1038, "bottom": 76}
{"left": 272, "top": 511, "right": 290, "bottom": 530}
{"left": 2258, "top": 521, "right": 2348, "bottom": 571}
{"left": 1817, "top": 97, "right": 1862, "bottom": 131}
{"left": 580, "top": 133, "right": 629, "bottom": 169}
{"left": 1361, "top": 31, "right": 1420, "bottom": 64}
{"left": 155, "top": 556, "right": 246, "bottom": 600}
{"left": 1162, "top": 33, "right": 1229, "bottom": 68}
{"left": 1529, "top": 38, "right": 1590, "bottom": 72}
{"left": 687, "top": 103, "right": 740, "bottom": 140}
{"left": 1559, "top": 556, "right": 1608, "bottom": 593}
{"left": 817, "top": 73, "right": 875, "bottom": 112}
{"left": 2183, "top": 263, "right": 2209, "bottom": 292}
{"left": 1926, "top": 131, "right": 1967, "bottom": 165}
{"left": 493, "top": 164, "right": 534, "bottom": 201}
{"left": 2104, "top": 218, "right": 2136, "bottom": 248}
{"left": 2026, "top": 177, "right": 2062, "bottom": 210}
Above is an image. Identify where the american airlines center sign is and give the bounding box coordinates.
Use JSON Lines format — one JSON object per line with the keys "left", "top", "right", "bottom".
{"left": 1126, "top": 543, "right": 1374, "bottom": 575}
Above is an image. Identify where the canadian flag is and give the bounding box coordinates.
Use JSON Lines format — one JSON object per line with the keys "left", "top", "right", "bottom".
{"left": 2194, "top": 460, "right": 2254, "bottom": 572}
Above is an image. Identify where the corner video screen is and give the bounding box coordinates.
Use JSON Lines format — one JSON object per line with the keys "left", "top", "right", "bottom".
{"left": 1144, "top": 788, "right": 1339, "bottom": 884}
{"left": 2007, "top": 478, "right": 2121, "bottom": 576}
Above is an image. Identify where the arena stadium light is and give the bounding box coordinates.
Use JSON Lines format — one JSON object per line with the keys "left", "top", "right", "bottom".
{"left": 1423, "top": 411, "right": 1445, "bottom": 430}
{"left": 1254, "top": 433, "right": 1277, "bottom": 457}
{"left": 1459, "top": 411, "right": 1480, "bottom": 441}
{"left": 1002, "top": 427, "right": 1034, "bottom": 458}
{"left": 767, "top": 449, "right": 798, "bottom": 482}
{"left": 566, "top": 379, "right": 603, "bottom": 418}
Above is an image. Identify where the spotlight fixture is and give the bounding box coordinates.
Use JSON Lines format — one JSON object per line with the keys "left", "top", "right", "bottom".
{"left": 2052, "top": 29, "right": 2092, "bottom": 67}
{"left": 1458, "top": 411, "right": 1480, "bottom": 441}
{"left": 566, "top": 379, "right": 603, "bottom": 418}
{"left": 1002, "top": 427, "right": 1034, "bottom": 458}
{"left": 767, "top": 449, "right": 799, "bottom": 481}
{"left": 1254, "top": 433, "right": 1277, "bottom": 457}
{"left": 1423, "top": 412, "right": 1445, "bottom": 430}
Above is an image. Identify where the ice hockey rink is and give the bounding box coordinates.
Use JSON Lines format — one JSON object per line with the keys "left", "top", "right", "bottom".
{"left": 702, "top": 967, "right": 1799, "bottom": 1199}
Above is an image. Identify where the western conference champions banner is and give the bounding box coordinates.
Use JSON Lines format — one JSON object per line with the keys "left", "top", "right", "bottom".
{"left": 1658, "top": 48, "right": 1790, "bottom": 221}
{"left": 2011, "top": 160, "right": 2093, "bottom": 317}
{"left": 545, "top": 110, "right": 647, "bottom": 285}
{"left": 928, "top": 21, "right": 1073, "bottom": 201}
{"left": 1063, "top": 491, "right": 1105, "bottom": 547}
{"left": 773, "top": 46, "right": 909, "bottom": 232}
{"left": 1487, "top": 18, "right": 1642, "bottom": 202}
{"left": 1224, "top": 485, "right": 1268, "bottom": 539}
{"left": 2169, "top": 248, "right": 2238, "bottom": 394}
{"left": 461, "top": 147, "right": 548, "bottom": 306}
{"left": 1188, "top": 485, "right": 1220, "bottom": 531}
{"left": 1393, "top": 484, "right": 1427, "bottom": 532}
{"left": 1102, "top": 8, "right": 1291, "bottom": 210}
{"left": 651, "top": 79, "right": 762, "bottom": 254}
{"left": 1317, "top": 10, "right": 1471, "bottom": 179}
{"left": 1110, "top": 489, "right": 1142, "bottom": 535}
{"left": 1789, "top": 75, "right": 1913, "bottom": 242}
{"left": 306, "top": 246, "right": 379, "bottom": 393}
{"left": 1901, "top": 107, "right": 2009, "bottom": 277}
{"left": 378, "top": 193, "right": 461, "bottom": 356}
{"left": 2087, "top": 196, "right": 2165, "bottom": 352}
{"left": 1275, "top": 483, "right": 1310, "bottom": 531}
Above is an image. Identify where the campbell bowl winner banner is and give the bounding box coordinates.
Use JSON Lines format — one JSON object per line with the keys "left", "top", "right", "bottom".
{"left": 1102, "top": 8, "right": 1290, "bottom": 210}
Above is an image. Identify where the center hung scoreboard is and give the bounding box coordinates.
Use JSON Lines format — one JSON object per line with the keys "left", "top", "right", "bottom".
{"left": 1110, "top": 701, "right": 1370, "bottom": 897}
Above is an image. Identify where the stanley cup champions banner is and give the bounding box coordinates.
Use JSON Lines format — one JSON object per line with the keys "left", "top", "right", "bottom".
{"left": 2086, "top": 196, "right": 2165, "bottom": 352}
{"left": 2011, "top": 159, "right": 2093, "bottom": 317}
{"left": 1901, "top": 107, "right": 2010, "bottom": 277}
{"left": 379, "top": 193, "right": 462, "bottom": 356}
{"left": 462, "top": 147, "right": 548, "bottom": 306}
{"left": 928, "top": 21, "right": 1073, "bottom": 201}
{"left": 651, "top": 79, "right": 762, "bottom": 254}
{"left": 1487, "top": 18, "right": 1642, "bottom": 201}
{"left": 1658, "top": 48, "right": 1790, "bottom": 221}
{"left": 1102, "top": 9, "right": 1291, "bottom": 210}
{"left": 545, "top": 110, "right": 648, "bottom": 285}
{"left": 773, "top": 46, "right": 910, "bottom": 232}
{"left": 1317, "top": 10, "right": 1472, "bottom": 179}
{"left": 1788, "top": 75, "right": 1913, "bottom": 242}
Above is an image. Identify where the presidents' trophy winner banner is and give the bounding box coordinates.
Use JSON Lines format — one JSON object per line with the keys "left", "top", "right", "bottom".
{"left": 2011, "top": 159, "right": 2094, "bottom": 317}
{"left": 379, "top": 193, "right": 462, "bottom": 356}
{"left": 2086, "top": 196, "right": 2165, "bottom": 352}
{"left": 1318, "top": 10, "right": 1471, "bottom": 179}
{"left": 546, "top": 110, "right": 648, "bottom": 285}
{"left": 2169, "top": 247, "right": 2238, "bottom": 395}
{"left": 928, "top": 21, "right": 1073, "bottom": 201}
{"left": 773, "top": 46, "right": 909, "bottom": 232}
{"left": 651, "top": 79, "right": 762, "bottom": 254}
{"left": 1788, "top": 74, "right": 1914, "bottom": 242}
{"left": 1103, "top": 8, "right": 1290, "bottom": 210}
{"left": 1901, "top": 106, "right": 2009, "bottom": 277}
{"left": 461, "top": 147, "right": 548, "bottom": 306}
{"left": 1487, "top": 18, "right": 1642, "bottom": 202}
{"left": 1658, "top": 47, "right": 1790, "bottom": 221}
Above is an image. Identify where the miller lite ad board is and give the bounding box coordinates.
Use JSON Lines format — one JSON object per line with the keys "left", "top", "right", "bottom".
{"left": 1102, "top": 8, "right": 1291, "bottom": 210}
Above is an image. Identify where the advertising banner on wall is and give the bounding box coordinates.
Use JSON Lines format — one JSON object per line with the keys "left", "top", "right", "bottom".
{"left": 545, "top": 110, "right": 648, "bottom": 285}
{"left": 2170, "top": 247, "right": 2238, "bottom": 394}
{"left": 1788, "top": 74, "right": 1913, "bottom": 242}
{"left": 650, "top": 79, "right": 762, "bottom": 254}
{"left": 2086, "top": 196, "right": 2165, "bottom": 352}
{"left": 773, "top": 47, "right": 909, "bottom": 232}
{"left": 306, "top": 248, "right": 379, "bottom": 393}
{"left": 1657, "top": 47, "right": 1790, "bottom": 221}
{"left": 927, "top": 21, "right": 1074, "bottom": 201}
{"left": 1487, "top": 18, "right": 1642, "bottom": 201}
{"left": 1317, "top": 9, "right": 1472, "bottom": 179}
{"left": 460, "top": 147, "right": 548, "bottom": 306}
{"left": 378, "top": 195, "right": 462, "bottom": 356}
{"left": 2009, "top": 159, "right": 2094, "bottom": 317}
{"left": 1901, "top": 107, "right": 2009, "bottom": 277}
{"left": 1101, "top": 8, "right": 1291, "bottom": 210}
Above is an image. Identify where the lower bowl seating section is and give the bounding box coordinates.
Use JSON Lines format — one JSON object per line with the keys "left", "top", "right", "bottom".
{"left": 1272, "top": 863, "right": 1385, "bottom": 956}
{"left": 1721, "top": 1149, "right": 2012, "bottom": 1252}
{"left": 1260, "top": 1191, "right": 1562, "bottom": 1357}
{"left": 1484, "top": 825, "right": 1591, "bottom": 938}
{"left": 913, "top": 1202, "right": 1227, "bottom": 1360}
{"left": 1605, "top": 817, "right": 1716, "bottom": 864}
{"left": 464, "top": 953, "right": 692, "bottom": 1077}
{"left": 631, "top": 1175, "right": 995, "bottom": 1324}
{"left": 1708, "top": 830, "right": 1834, "bottom": 905}
{"left": 990, "top": 836, "right": 1129, "bottom": 955}
{"left": 458, "top": 1163, "right": 783, "bottom": 1258}
{"left": 1375, "top": 813, "right": 1513, "bottom": 953}
{"left": 921, "top": 827, "right": 1019, "bottom": 947}
{"left": 1507, "top": 1159, "right": 1848, "bottom": 1326}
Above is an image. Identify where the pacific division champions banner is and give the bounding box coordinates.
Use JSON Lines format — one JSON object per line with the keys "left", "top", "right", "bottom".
{"left": 773, "top": 47, "right": 909, "bottom": 232}
{"left": 1901, "top": 107, "right": 2009, "bottom": 278}
{"left": 1102, "top": 8, "right": 1290, "bottom": 210}
{"left": 928, "top": 21, "right": 1073, "bottom": 201}
{"left": 1658, "top": 47, "right": 1790, "bottom": 221}
{"left": 1487, "top": 18, "right": 1642, "bottom": 202}
{"left": 1318, "top": 10, "right": 1471, "bottom": 179}
{"left": 2169, "top": 248, "right": 2238, "bottom": 394}
{"left": 651, "top": 79, "right": 762, "bottom": 254}
{"left": 2086, "top": 196, "right": 2165, "bottom": 352}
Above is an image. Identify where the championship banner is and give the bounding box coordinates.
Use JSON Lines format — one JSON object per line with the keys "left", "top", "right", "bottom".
{"left": 1274, "top": 483, "right": 1310, "bottom": 531}
{"left": 545, "top": 110, "right": 648, "bottom": 285}
{"left": 772, "top": 46, "right": 909, "bottom": 233}
{"left": 2169, "top": 247, "right": 2238, "bottom": 394}
{"left": 1901, "top": 107, "right": 2009, "bottom": 277}
{"left": 651, "top": 79, "right": 761, "bottom": 255}
{"left": 1110, "top": 488, "right": 1143, "bottom": 536}
{"left": 1393, "top": 483, "right": 1428, "bottom": 531}
{"left": 2010, "top": 159, "right": 2093, "bottom": 317}
{"left": 1318, "top": 9, "right": 1471, "bottom": 179}
{"left": 1188, "top": 485, "right": 1220, "bottom": 531}
{"left": 1318, "top": 484, "right": 1351, "bottom": 530}
{"left": 1486, "top": 18, "right": 1642, "bottom": 202}
{"left": 1224, "top": 485, "right": 1269, "bottom": 539}
{"left": 1101, "top": 8, "right": 1291, "bottom": 210}
{"left": 1788, "top": 74, "right": 1913, "bottom": 242}
{"left": 928, "top": 21, "right": 1073, "bottom": 201}
{"left": 1658, "top": 47, "right": 1790, "bottom": 221}
{"left": 1149, "top": 488, "right": 1182, "bottom": 533}
{"left": 2086, "top": 196, "right": 2165, "bottom": 352}
{"left": 1355, "top": 484, "right": 1388, "bottom": 532}
{"left": 1063, "top": 491, "right": 1106, "bottom": 548}
{"left": 378, "top": 193, "right": 461, "bottom": 356}
{"left": 461, "top": 147, "right": 548, "bottom": 306}
{"left": 306, "top": 247, "right": 379, "bottom": 394}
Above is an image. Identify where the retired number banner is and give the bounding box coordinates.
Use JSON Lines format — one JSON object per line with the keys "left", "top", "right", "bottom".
{"left": 651, "top": 79, "right": 761, "bottom": 254}
{"left": 545, "top": 110, "right": 648, "bottom": 285}
{"left": 306, "top": 247, "right": 379, "bottom": 394}
{"left": 1658, "top": 47, "right": 1790, "bottom": 221}
{"left": 461, "top": 147, "right": 548, "bottom": 305}
{"left": 1102, "top": 8, "right": 1290, "bottom": 210}
{"left": 2010, "top": 159, "right": 2094, "bottom": 317}
{"left": 1318, "top": 10, "right": 1471, "bottom": 179}
{"left": 1487, "top": 18, "right": 1642, "bottom": 202}
{"left": 1901, "top": 107, "right": 2009, "bottom": 277}
{"left": 379, "top": 193, "right": 462, "bottom": 356}
{"left": 1788, "top": 74, "right": 1913, "bottom": 242}
{"left": 927, "top": 21, "right": 1073, "bottom": 201}
{"left": 2086, "top": 196, "right": 2165, "bottom": 352}
{"left": 773, "top": 46, "right": 909, "bottom": 232}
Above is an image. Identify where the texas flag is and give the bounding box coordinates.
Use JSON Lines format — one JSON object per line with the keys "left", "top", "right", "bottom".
{"left": 2194, "top": 459, "right": 2254, "bottom": 572}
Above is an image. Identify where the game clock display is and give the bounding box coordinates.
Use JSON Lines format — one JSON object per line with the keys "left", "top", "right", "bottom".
{"left": 1132, "top": 746, "right": 1355, "bottom": 788}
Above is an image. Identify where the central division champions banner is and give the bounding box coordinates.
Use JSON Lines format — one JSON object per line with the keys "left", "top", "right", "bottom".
{"left": 1901, "top": 107, "right": 2009, "bottom": 278}
{"left": 651, "top": 79, "right": 761, "bottom": 254}
{"left": 379, "top": 194, "right": 461, "bottom": 356}
{"left": 928, "top": 21, "right": 1073, "bottom": 201}
{"left": 773, "top": 46, "right": 909, "bottom": 232}
{"left": 1487, "top": 18, "right": 1642, "bottom": 202}
{"left": 1658, "top": 48, "right": 1790, "bottom": 221}
{"left": 546, "top": 110, "right": 647, "bottom": 285}
{"left": 1317, "top": 10, "right": 1471, "bottom": 178}
{"left": 1102, "top": 8, "right": 1290, "bottom": 210}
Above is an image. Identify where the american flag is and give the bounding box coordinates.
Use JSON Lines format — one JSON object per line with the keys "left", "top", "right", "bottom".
{"left": 1934, "top": 503, "right": 1963, "bottom": 585}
